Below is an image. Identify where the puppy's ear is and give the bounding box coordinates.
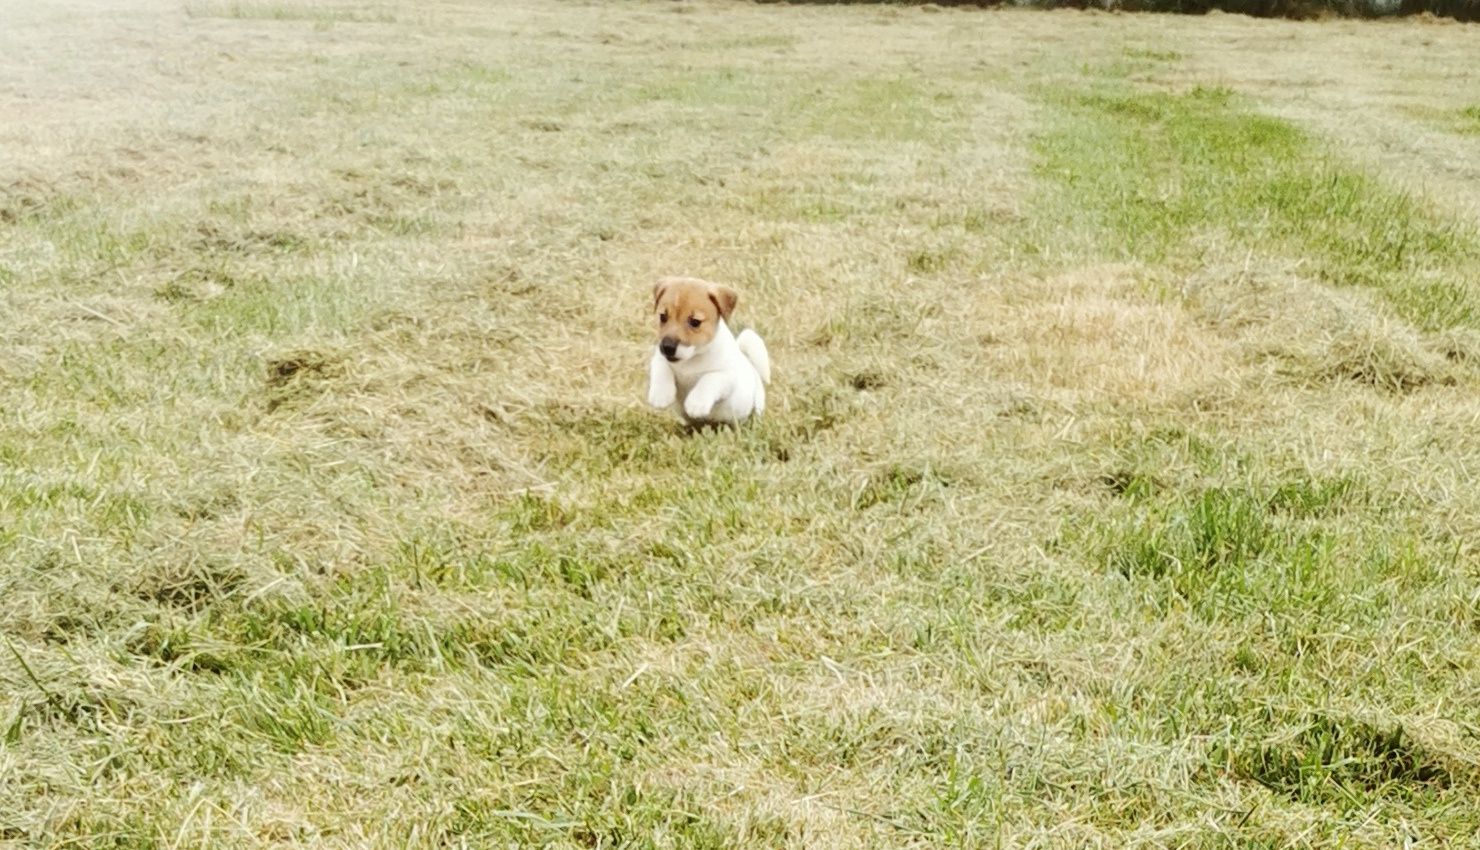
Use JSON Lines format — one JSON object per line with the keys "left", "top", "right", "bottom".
{"left": 708, "top": 284, "right": 738, "bottom": 320}
{"left": 652, "top": 279, "right": 671, "bottom": 312}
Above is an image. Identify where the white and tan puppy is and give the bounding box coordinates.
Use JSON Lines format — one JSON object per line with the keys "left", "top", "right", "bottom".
{"left": 646, "top": 276, "right": 771, "bottom": 424}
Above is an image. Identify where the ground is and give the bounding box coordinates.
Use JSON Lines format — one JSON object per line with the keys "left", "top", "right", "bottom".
{"left": 3, "top": 1, "right": 1480, "bottom": 847}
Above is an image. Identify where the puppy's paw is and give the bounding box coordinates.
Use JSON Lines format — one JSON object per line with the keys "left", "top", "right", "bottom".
{"left": 683, "top": 393, "right": 715, "bottom": 420}
{"left": 647, "top": 383, "right": 676, "bottom": 409}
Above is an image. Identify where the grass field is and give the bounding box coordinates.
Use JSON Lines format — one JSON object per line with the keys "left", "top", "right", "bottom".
{"left": 4, "top": 1, "right": 1480, "bottom": 846}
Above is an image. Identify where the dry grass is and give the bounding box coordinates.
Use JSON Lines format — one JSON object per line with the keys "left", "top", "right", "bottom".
{"left": 4, "top": 1, "right": 1480, "bottom": 847}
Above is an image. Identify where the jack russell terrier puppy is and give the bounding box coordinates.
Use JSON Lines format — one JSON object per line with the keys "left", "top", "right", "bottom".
{"left": 646, "top": 276, "right": 771, "bottom": 424}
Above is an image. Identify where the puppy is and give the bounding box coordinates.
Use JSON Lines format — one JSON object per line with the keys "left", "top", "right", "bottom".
{"left": 646, "top": 276, "right": 771, "bottom": 424}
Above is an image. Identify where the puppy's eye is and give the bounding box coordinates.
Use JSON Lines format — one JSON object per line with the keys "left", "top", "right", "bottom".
{"left": 659, "top": 312, "right": 668, "bottom": 323}
{"left": 688, "top": 317, "right": 702, "bottom": 329}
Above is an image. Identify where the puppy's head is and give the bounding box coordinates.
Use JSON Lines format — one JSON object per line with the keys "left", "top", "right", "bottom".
{"left": 651, "top": 276, "right": 738, "bottom": 363}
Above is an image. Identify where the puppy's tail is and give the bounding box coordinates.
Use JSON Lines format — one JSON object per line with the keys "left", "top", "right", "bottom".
{"left": 736, "top": 328, "right": 771, "bottom": 384}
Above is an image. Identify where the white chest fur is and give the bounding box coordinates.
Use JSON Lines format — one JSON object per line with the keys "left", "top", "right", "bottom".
{"left": 647, "top": 320, "right": 769, "bottom": 424}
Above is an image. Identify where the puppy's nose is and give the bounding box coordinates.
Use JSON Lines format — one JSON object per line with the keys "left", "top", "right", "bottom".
{"left": 659, "top": 337, "right": 678, "bottom": 359}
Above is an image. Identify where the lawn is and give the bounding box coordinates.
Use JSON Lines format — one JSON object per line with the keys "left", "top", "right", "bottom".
{"left": 3, "top": 1, "right": 1480, "bottom": 847}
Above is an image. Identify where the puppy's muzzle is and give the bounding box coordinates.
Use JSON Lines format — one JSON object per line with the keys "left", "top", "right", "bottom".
{"left": 659, "top": 337, "right": 679, "bottom": 361}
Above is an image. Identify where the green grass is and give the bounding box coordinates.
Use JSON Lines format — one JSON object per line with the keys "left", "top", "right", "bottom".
{"left": 1224, "top": 713, "right": 1464, "bottom": 808}
{"left": 1459, "top": 104, "right": 1480, "bottom": 135}
{"left": 1035, "top": 80, "right": 1480, "bottom": 331}
{"left": 6, "top": 1, "right": 1480, "bottom": 847}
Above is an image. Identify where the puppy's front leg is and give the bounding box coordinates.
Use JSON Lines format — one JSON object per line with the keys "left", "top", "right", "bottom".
{"left": 682, "top": 372, "right": 733, "bottom": 421}
{"left": 647, "top": 351, "right": 677, "bottom": 409}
